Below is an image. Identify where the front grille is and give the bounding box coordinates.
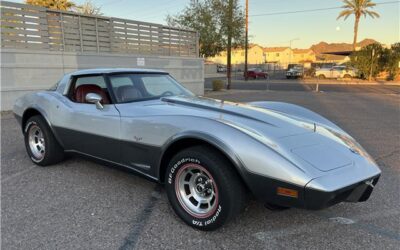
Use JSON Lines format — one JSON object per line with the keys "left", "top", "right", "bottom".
{"left": 327, "top": 189, "right": 353, "bottom": 206}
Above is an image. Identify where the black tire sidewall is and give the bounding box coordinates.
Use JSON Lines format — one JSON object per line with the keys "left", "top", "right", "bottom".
{"left": 165, "top": 152, "right": 231, "bottom": 230}
{"left": 24, "top": 116, "right": 62, "bottom": 166}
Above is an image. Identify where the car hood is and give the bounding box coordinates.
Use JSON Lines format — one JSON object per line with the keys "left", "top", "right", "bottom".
{"left": 161, "top": 95, "right": 316, "bottom": 139}
{"left": 159, "top": 96, "right": 375, "bottom": 170}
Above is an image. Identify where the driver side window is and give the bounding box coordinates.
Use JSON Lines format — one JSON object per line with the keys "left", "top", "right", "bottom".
{"left": 70, "top": 75, "right": 111, "bottom": 104}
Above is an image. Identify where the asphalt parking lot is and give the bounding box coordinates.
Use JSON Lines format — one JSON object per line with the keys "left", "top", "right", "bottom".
{"left": 2, "top": 89, "right": 400, "bottom": 249}
{"left": 204, "top": 77, "right": 400, "bottom": 94}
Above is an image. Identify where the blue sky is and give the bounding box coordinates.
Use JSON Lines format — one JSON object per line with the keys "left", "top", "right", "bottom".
{"left": 15, "top": 0, "right": 400, "bottom": 48}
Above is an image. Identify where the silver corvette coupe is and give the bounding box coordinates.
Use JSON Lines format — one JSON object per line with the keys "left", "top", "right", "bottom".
{"left": 14, "top": 68, "right": 381, "bottom": 230}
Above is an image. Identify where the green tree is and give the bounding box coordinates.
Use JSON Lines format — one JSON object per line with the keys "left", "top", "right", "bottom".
{"left": 168, "top": 0, "right": 245, "bottom": 89}
{"left": 337, "top": 0, "right": 380, "bottom": 51}
{"left": 75, "top": 0, "right": 102, "bottom": 16}
{"left": 386, "top": 43, "right": 400, "bottom": 80}
{"left": 25, "top": 0, "right": 76, "bottom": 11}
{"left": 167, "top": 0, "right": 224, "bottom": 58}
{"left": 350, "top": 43, "right": 385, "bottom": 80}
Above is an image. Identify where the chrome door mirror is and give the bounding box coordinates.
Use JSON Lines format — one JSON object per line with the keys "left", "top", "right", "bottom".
{"left": 85, "top": 93, "right": 103, "bottom": 109}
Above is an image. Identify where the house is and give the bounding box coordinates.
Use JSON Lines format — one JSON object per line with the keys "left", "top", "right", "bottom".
{"left": 263, "top": 47, "right": 293, "bottom": 69}
{"left": 208, "top": 44, "right": 265, "bottom": 65}
{"left": 208, "top": 45, "right": 319, "bottom": 70}
{"left": 292, "top": 49, "right": 316, "bottom": 63}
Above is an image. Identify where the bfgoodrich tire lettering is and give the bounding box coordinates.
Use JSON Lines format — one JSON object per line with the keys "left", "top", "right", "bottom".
{"left": 165, "top": 145, "right": 247, "bottom": 231}
{"left": 24, "top": 115, "right": 64, "bottom": 166}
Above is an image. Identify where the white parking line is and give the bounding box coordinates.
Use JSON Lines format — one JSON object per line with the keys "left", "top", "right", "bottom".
{"left": 329, "top": 217, "right": 355, "bottom": 224}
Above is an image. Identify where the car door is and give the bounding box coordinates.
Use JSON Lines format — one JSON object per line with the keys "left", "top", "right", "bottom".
{"left": 331, "top": 67, "right": 341, "bottom": 78}
{"left": 107, "top": 73, "right": 187, "bottom": 177}
{"left": 328, "top": 68, "right": 335, "bottom": 78}
{"left": 54, "top": 74, "right": 121, "bottom": 162}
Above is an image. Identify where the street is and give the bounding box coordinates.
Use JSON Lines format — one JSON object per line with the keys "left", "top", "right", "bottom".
{"left": 1, "top": 89, "right": 400, "bottom": 249}
{"left": 204, "top": 77, "right": 400, "bottom": 94}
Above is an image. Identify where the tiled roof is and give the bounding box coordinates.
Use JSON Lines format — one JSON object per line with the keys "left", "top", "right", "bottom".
{"left": 292, "top": 49, "right": 313, "bottom": 54}
{"left": 263, "top": 47, "right": 290, "bottom": 52}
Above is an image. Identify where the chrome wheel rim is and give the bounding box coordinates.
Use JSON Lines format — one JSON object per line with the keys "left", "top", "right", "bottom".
{"left": 175, "top": 163, "right": 218, "bottom": 218}
{"left": 28, "top": 125, "right": 45, "bottom": 160}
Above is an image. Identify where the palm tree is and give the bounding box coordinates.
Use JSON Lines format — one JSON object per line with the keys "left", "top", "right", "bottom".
{"left": 25, "top": 0, "right": 76, "bottom": 11}
{"left": 337, "top": 0, "right": 380, "bottom": 51}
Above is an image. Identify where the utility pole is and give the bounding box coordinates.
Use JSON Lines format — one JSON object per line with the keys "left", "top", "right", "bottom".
{"left": 244, "top": 0, "right": 249, "bottom": 81}
{"left": 369, "top": 48, "right": 375, "bottom": 81}
{"left": 226, "top": 0, "right": 233, "bottom": 89}
{"left": 288, "top": 38, "right": 299, "bottom": 66}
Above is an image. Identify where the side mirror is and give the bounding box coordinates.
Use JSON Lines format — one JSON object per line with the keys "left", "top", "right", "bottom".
{"left": 85, "top": 93, "right": 103, "bottom": 109}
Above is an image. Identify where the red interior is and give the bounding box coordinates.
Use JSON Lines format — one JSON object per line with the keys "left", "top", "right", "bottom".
{"left": 74, "top": 84, "right": 110, "bottom": 104}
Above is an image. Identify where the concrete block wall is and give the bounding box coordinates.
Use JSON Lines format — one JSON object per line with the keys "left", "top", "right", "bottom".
{"left": 1, "top": 49, "right": 204, "bottom": 111}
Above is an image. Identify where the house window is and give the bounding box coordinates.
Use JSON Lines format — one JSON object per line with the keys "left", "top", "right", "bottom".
{"left": 276, "top": 53, "right": 280, "bottom": 57}
{"left": 241, "top": 52, "right": 244, "bottom": 56}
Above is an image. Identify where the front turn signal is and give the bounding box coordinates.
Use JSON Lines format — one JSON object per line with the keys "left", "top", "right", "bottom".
{"left": 277, "top": 187, "right": 298, "bottom": 198}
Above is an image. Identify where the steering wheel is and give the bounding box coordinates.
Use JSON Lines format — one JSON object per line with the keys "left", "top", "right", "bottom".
{"left": 161, "top": 91, "right": 174, "bottom": 96}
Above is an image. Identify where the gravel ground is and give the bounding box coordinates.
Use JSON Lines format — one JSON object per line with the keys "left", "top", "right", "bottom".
{"left": 1, "top": 90, "right": 399, "bottom": 250}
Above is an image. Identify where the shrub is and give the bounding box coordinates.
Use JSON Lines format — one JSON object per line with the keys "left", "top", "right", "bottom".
{"left": 212, "top": 79, "right": 224, "bottom": 91}
{"left": 349, "top": 43, "right": 385, "bottom": 80}
{"left": 386, "top": 43, "right": 400, "bottom": 80}
{"left": 349, "top": 42, "right": 400, "bottom": 80}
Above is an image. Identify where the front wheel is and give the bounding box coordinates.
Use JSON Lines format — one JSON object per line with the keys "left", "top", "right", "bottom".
{"left": 24, "top": 115, "right": 64, "bottom": 166}
{"left": 165, "top": 146, "right": 248, "bottom": 231}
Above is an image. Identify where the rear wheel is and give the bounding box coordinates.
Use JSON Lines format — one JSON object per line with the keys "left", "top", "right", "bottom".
{"left": 343, "top": 74, "right": 352, "bottom": 79}
{"left": 165, "top": 145, "right": 247, "bottom": 231}
{"left": 318, "top": 74, "right": 326, "bottom": 79}
{"left": 24, "top": 115, "right": 64, "bottom": 166}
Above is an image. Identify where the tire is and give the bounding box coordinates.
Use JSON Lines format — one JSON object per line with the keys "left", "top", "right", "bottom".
{"left": 343, "top": 74, "right": 352, "bottom": 79}
{"left": 24, "top": 115, "right": 64, "bottom": 166}
{"left": 318, "top": 74, "right": 326, "bottom": 79}
{"left": 165, "top": 145, "right": 248, "bottom": 231}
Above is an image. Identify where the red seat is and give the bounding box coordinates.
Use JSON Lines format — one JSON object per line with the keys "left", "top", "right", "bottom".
{"left": 74, "top": 84, "right": 110, "bottom": 104}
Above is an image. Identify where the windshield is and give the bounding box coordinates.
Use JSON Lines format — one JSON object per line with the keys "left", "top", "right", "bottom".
{"left": 108, "top": 73, "right": 194, "bottom": 103}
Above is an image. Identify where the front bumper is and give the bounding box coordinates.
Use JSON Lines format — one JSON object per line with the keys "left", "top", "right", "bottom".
{"left": 242, "top": 171, "right": 380, "bottom": 210}
{"left": 286, "top": 72, "right": 303, "bottom": 77}
{"left": 304, "top": 175, "right": 380, "bottom": 209}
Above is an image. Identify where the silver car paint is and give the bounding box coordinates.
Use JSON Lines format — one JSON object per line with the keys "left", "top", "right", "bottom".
{"left": 13, "top": 69, "right": 381, "bottom": 196}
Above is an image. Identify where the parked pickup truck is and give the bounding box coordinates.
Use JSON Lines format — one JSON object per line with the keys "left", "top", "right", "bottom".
{"left": 286, "top": 65, "right": 304, "bottom": 79}
{"left": 315, "top": 66, "right": 357, "bottom": 79}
